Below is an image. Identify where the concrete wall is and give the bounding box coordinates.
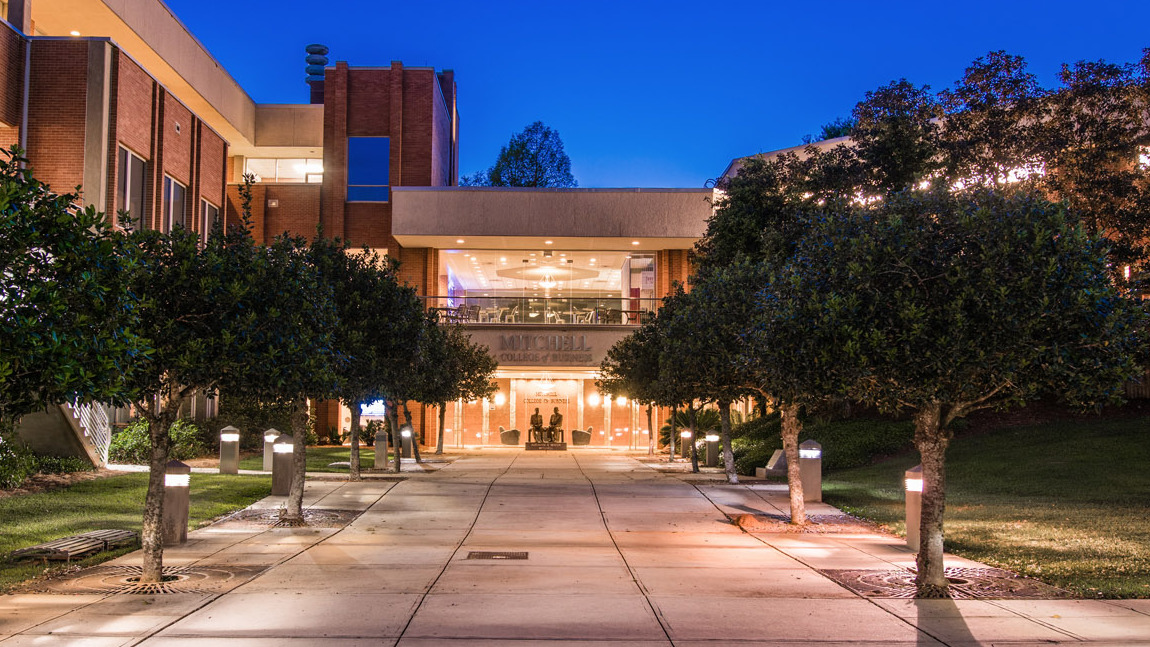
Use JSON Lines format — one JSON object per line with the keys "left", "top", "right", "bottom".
{"left": 392, "top": 187, "right": 713, "bottom": 243}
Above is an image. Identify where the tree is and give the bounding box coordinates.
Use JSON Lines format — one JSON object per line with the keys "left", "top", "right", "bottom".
{"left": 462, "top": 121, "right": 577, "bottom": 187}
{"left": 423, "top": 324, "right": 497, "bottom": 455}
{"left": 802, "top": 116, "right": 856, "bottom": 144}
{"left": 0, "top": 147, "right": 145, "bottom": 435}
{"left": 772, "top": 186, "right": 1145, "bottom": 596}
{"left": 598, "top": 321, "right": 663, "bottom": 456}
{"left": 308, "top": 238, "right": 415, "bottom": 479}
{"left": 852, "top": 79, "right": 942, "bottom": 194}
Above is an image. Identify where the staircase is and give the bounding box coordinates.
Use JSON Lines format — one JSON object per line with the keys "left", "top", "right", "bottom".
{"left": 14, "top": 401, "right": 114, "bottom": 468}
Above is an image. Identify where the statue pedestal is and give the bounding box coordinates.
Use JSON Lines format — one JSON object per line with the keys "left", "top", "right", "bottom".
{"left": 525, "top": 442, "right": 568, "bottom": 451}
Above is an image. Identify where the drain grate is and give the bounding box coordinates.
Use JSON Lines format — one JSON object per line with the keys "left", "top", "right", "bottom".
{"left": 23, "top": 564, "right": 269, "bottom": 595}
{"left": 467, "top": 551, "right": 528, "bottom": 560}
{"left": 215, "top": 508, "right": 363, "bottom": 529}
{"left": 819, "top": 567, "right": 1075, "bottom": 600}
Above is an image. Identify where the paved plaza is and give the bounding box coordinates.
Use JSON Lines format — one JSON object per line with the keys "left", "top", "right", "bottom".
{"left": 2, "top": 450, "right": 1148, "bottom": 646}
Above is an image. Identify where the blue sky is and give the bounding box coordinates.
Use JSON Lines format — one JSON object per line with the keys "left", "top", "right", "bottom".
{"left": 166, "top": 0, "right": 1150, "bottom": 188}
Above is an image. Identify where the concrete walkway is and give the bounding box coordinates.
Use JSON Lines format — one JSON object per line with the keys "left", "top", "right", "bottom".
{"left": 2, "top": 450, "right": 1148, "bottom": 646}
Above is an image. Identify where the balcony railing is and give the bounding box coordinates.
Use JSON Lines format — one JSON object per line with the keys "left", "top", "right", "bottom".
{"left": 420, "top": 296, "right": 661, "bottom": 325}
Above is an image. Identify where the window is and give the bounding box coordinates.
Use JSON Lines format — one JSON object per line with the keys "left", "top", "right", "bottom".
{"left": 201, "top": 199, "right": 219, "bottom": 242}
{"left": 243, "top": 158, "right": 323, "bottom": 183}
{"left": 347, "top": 137, "right": 390, "bottom": 202}
{"left": 162, "top": 176, "right": 187, "bottom": 232}
{"left": 115, "top": 146, "right": 147, "bottom": 230}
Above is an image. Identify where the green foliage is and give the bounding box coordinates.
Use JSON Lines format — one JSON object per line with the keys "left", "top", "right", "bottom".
{"left": 0, "top": 435, "right": 95, "bottom": 489}
{"left": 212, "top": 396, "right": 295, "bottom": 450}
{"left": 462, "top": 121, "right": 577, "bottom": 187}
{"left": 0, "top": 146, "right": 147, "bottom": 430}
{"left": 851, "top": 79, "right": 942, "bottom": 193}
{"left": 730, "top": 413, "right": 915, "bottom": 476}
{"left": 109, "top": 419, "right": 208, "bottom": 464}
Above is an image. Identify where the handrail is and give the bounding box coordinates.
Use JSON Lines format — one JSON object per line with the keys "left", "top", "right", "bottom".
{"left": 419, "top": 295, "right": 661, "bottom": 325}
{"left": 66, "top": 401, "right": 112, "bottom": 466}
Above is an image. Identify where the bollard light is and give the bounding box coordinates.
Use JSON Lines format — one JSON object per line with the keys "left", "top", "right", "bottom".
{"left": 262, "top": 428, "right": 280, "bottom": 471}
{"left": 272, "top": 434, "right": 295, "bottom": 496}
{"left": 400, "top": 425, "right": 413, "bottom": 458}
{"left": 162, "top": 460, "right": 191, "bottom": 544}
{"left": 680, "top": 430, "right": 692, "bottom": 458}
{"left": 799, "top": 439, "right": 822, "bottom": 502}
{"left": 219, "top": 426, "right": 240, "bottom": 475}
{"left": 705, "top": 434, "right": 720, "bottom": 467}
{"left": 905, "top": 464, "right": 923, "bottom": 552}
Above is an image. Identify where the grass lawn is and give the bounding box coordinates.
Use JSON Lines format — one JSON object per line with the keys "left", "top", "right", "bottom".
{"left": 237, "top": 446, "right": 389, "bottom": 473}
{"left": 0, "top": 472, "right": 270, "bottom": 592}
{"left": 823, "top": 415, "right": 1150, "bottom": 598}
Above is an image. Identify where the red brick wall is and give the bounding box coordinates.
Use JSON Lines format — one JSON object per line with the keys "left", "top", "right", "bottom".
{"left": 344, "top": 202, "right": 393, "bottom": 249}
{"left": 115, "top": 54, "right": 153, "bottom": 160}
{"left": 0, "top": 21, "right": 24, "bottom": 145}
{"left": 262, "top": 183, "right": 321, "bottom": 241}
{"left": 346, "top": 68, "right": 390, "bottom": 135}
{"left": 197, "top": 126, "right": 225, "bottom": 208}
{"left": 161, "top": 93, "right": 192, "bottom": 186}
{"left": 25, "top": 39, "right": 87, "bottom": 193}
{"left": 401, "top": 71, "right": 433, "bottom": 186}
{"left": 224, "top": 182, "right": 265, "bottom": 242}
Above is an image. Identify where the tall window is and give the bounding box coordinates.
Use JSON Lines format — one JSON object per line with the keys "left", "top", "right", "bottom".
{"left": 116, "top": 146, "right": 147, "bottom": 230}
{"left": 347, "top": 137, "right": 390, "bottom": 202}
{"left": 200, "top": 199, "right": 219, "bottom": 242}
{"left": 163, "top": 176, "right": 187, "bottom": 232}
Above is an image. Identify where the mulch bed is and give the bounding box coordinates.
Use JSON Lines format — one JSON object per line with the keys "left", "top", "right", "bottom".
{"left": 732, "top": 512, "right": 887, "bottom": 534}
{"left": 0, "top": 469, "right": 123, "bottom": 499}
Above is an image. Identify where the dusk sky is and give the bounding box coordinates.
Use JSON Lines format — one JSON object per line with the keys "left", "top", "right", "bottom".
{"left": 166, "top": 0, "right": 1150, "bottom": 188}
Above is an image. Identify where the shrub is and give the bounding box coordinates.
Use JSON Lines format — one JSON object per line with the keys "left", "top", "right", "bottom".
{"left": 0, "top": 436, "right": 38, "bottom": 489}
{"left": 730, "top": 412, "right": 915, "bottom": 475}
{"left": 33, "top": 455, "right": 94, "bottom": 475}
{"left": 210, "top": 396, "right": 295, "bottom": 450}
{"left": 109, "top": 418, "right": 210, "bottom": 464}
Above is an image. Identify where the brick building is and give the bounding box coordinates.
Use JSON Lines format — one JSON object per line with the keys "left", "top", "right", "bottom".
{"left": 3, "top": 0, "right": 717, "bottom": 450}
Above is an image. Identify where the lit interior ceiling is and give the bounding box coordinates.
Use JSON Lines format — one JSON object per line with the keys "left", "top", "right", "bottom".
{"left": 442, "top": 249, "right": 650, "bottom": 295}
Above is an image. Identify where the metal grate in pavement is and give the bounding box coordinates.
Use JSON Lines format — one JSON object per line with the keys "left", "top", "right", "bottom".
{"left": 466, "top": 551, "right": 528, "bottom": 560}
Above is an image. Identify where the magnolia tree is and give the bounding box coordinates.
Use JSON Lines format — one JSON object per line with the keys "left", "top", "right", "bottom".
{"left": 598, "top": 321, "right": 663, "bottom": 456}
{"left": 0, "top": 147, "right": 144, "bottom": 434}
{"left": 308, "top": 238, "right": 417, "bottom": 479}
{"left": 771, "top": 187, "right": 1144, "bottom": 596}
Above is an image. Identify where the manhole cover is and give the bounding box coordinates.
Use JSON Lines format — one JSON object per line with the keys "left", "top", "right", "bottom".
{"left": 467, "top": 551, "right": 528, "bottom": 560}
{"left": 820, "top": 567, "right": 1075, "bottom": 599}
{"left": 217, "top": 508, "right": 363, "bottom": 529}
{"left": 23, "top": 564, "right": 269, "bottom": 595}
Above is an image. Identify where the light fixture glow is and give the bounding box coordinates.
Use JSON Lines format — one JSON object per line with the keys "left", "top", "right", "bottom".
{"left": 705, "top": 434, "right": 720, "bottom": 442}
{"left": 540, "top": 273, "right": 557, "bottom": 289}
{"left": 273, "top": 441, "right": 294, "bottom": 454}
{"left": 544, "top": 240, "right": 553, "bottom": 245}
{"left": 631, "top": 241, "right": 640, "bottom": 246}
{"left": 456, "top": 239, "right": 465, "bottom": 244}
{"left": 401, "top": 429, "right": 412, "bottom": 439}
{"left": 264, "top": 432, "right": 279, "bottom": 442}
{"left": 69, "top": 30, "right": 81, "bottom": 36}
{"left": 494, "top": 392, "right": 506, "bottom": 406}
{"left": 587, "top": 392, "right": 601, "bottom": 406}
{"left": 615, "top": 395, "right": 627, "bottom": 405}
{"left": 800, "top": 448, "right": 822, "bottom": 459}
{"left": 680, "top": 430, "right": 692, "bottom": 438}
{"left": 220, "top": 432, "right": 240, "bottom": 443}
{"left": 165, "top": 473, "right": 190, "bottom": 487}
{"left": 905, "top": 478, "right": 924, "bottom": 492}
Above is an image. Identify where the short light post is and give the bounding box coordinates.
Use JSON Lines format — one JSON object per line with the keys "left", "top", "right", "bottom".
{"left": 400, "top": 425, "right": 413, "bottom": 458}
{"left": 272, "top": 434, "right": 294, "bottom": 496}
{"left": 374, "top": 425, "right": 389, "bottom": 469}
{"left": 705, "top": 433, "right": 720, "bottom": 467}
{"left": 162, "top": 460, "right": 191, "bottom": 545}
{"left": 262, "top": 428, "right": 280, "bottom": 471}
{"left": 219, "top": 426, "right": 240, "bottom": 475}
{"left": 905, "top": 464, "right": 923, "bottom": 552}
{"left": 799, "top": 439, "right": 822, "bottom": 502}
{"left": 679, "top": 430, "right": 692, "bottom": 458}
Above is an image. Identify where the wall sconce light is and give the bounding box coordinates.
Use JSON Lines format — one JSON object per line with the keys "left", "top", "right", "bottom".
{"left": 494, "top": 392, "right": 506, "bottom": 406}
{"left": 587, "top": 393, "right": 601, "bottom": 406}
{"left": 616, "top": 395, "right": 627, "bottom": 406}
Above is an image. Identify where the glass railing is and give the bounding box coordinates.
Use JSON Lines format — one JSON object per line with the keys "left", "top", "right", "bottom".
{"left": 419, "top": 296, "right": 661, "bottom": 325}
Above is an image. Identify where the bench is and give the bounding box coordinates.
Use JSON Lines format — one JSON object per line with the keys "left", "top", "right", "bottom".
{"left": 9, "top": 529, "right": 139, "bottom": 563}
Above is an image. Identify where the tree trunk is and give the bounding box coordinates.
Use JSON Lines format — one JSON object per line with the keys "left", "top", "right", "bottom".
{"left": 668, "top": 405, "right": 677, "bottom": 461}
{"left": 387, "top": 400, "right": 402, "bottom": 473}
{"left": 436, "top": 403, "right": 446, "bottom": 454}
{"left": 402, "top": 402, "right": 422, "bottom": 463}
{"left": 646, "top": 405, "right": 654, "bottom": 456}
{"left": 719, "top": 401, "right": 738, "bottom": 484}
{"left": 348, "top": 400, "right": 362, "bottom": 481}
{"left": 914, "top": 401, "right": 951, "bottom": 598}
{"left": 138, "top": 389, "right": 178, "bottom": 584}
{"left": 781, "top": 402, "right": 806, "bottom": 525}
{"left": 689, "top": 405, "right": 699, "bottom": 474}
{"left": 281, "top": 396, "right": 310, "bottom": 523}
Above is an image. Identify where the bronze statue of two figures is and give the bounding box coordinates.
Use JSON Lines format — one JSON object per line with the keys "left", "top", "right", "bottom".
{"left": 529, "top": 407, "right": 564, "bottom": 444}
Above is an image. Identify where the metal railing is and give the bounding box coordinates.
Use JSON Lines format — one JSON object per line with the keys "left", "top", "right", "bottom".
{"left": 66, "top": 401, "right": 112, "bottom": 465}
{"left": 420, "top": 296, "right": 661, "bottom": 325}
